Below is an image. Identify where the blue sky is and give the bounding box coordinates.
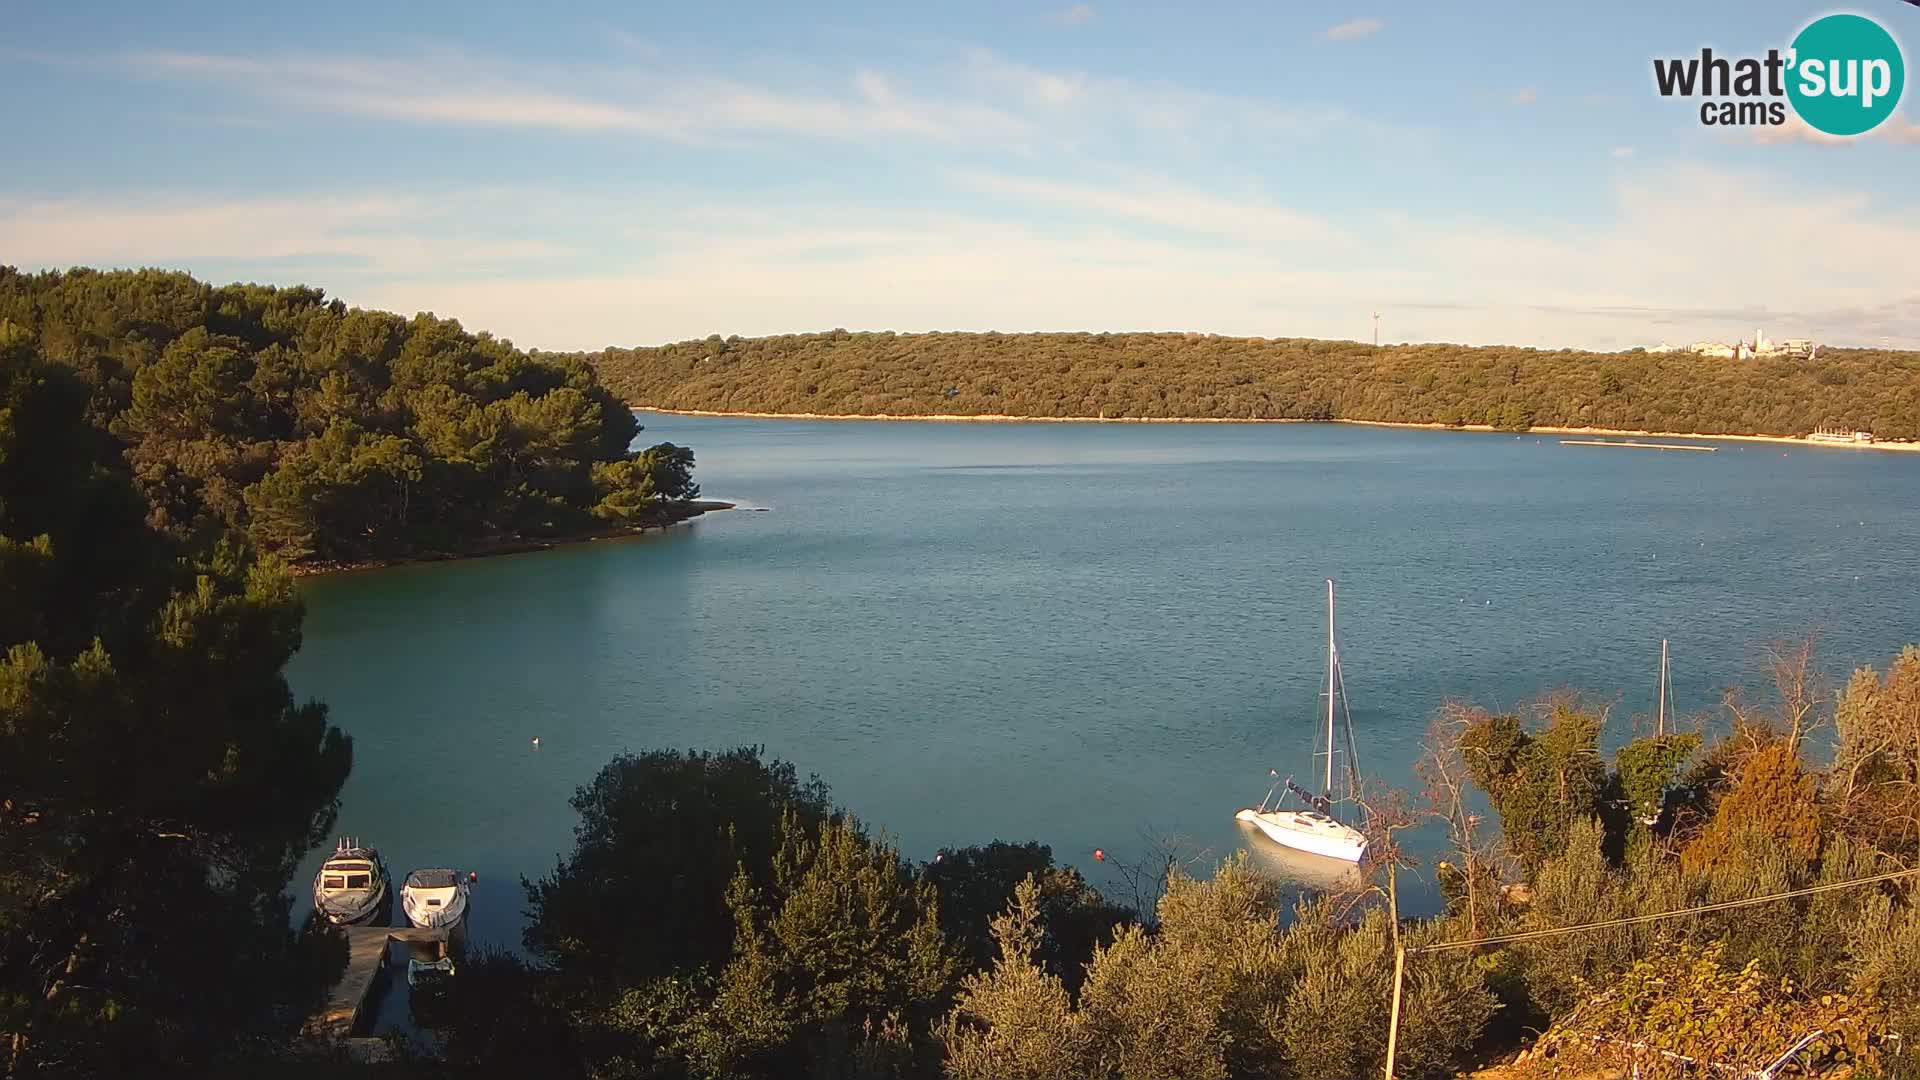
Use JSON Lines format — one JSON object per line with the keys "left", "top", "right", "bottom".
{"left": 3, "top": 1, "right": 1917, "bottom": 350}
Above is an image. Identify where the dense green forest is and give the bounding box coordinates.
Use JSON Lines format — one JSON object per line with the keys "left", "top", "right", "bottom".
{"left": 591, "top": 331, "right": 1920, "bottom": 441}
{"left": 2, "top": 341, "right": 353, "bottom": 1075}
{"left": 0, "top": 267, "right": 698, "bottom": 569}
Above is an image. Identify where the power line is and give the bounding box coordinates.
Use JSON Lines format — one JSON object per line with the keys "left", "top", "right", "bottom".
{"left": 1408, "top": 866, "right": 1920, "bottom": 956}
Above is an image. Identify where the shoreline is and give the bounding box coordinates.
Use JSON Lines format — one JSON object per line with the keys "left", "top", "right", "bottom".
{"left": 288, "top": 501, "right": 735, "bottom": 578}
{"left": 634, "top": 406, "right": 1920, "bottom": 453}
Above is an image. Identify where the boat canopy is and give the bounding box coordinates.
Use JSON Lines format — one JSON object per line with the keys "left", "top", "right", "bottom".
{"left": 406, "top": 868, "right": 459, "bottom": 889}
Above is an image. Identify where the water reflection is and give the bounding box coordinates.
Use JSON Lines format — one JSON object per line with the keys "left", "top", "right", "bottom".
{"left": 1234, "top": 821, "right": 1364, "bottom": 893}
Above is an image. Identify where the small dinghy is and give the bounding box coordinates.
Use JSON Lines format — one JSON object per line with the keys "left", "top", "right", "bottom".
{"left": 401, "top": 868, "right": 473, "bottom": 930}
{"left": 407, "top": 955, "right": 458, "bottom": 989}
{"left": 312, "top": 837, "right": 390, "bottom": 926}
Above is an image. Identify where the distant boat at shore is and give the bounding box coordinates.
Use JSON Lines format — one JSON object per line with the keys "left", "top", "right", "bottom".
{"left": 1809, "top": 427, "right": 1875, "bottom": 445}
{"left": 1235, "top": 580, "right": 1369, "bottom": 864}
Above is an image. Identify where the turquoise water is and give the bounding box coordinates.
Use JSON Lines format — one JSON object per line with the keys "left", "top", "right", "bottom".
{"left": 291, "top": 416, "right": 1920, "bottom": 946}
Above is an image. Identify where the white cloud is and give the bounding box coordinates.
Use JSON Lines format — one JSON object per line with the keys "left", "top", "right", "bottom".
{"left": 1752, "top": 110, "right": 1920, "bottom": 146}
{"left": 341, "top": 172, "right": 1918, "bottom": 350}
{"left": 1050, "top": 3, "right": 1097, "bottom": 26}
{"left": 12, "top": 39, "right": 1915, "bottom": 353}
{"left": 13, "top": 157, "right": 1914, "bottom": 351}
{"left": 1751, "top": 112, "right": 1853, "bottom": 146}
{"left": 90, "top": 43, "right": 1423, "bottom": 162}
{"left": 1324, "top": 17, "right": 1384, "bottom": 42}
{"left": 0, "top": 191, "right": 582, "bottom": 280}
{"left": 954, "top": 48, "right": 1418, "bottom": 147}
{"left": 604, "top": 29, "right": 661, "bottom": 57}
{"left": 1508, "top": 87, "right": 1537, "bottom": 106}
{"left": 116, "top": 48, "right": 1037, "bottom": 148}
{"left": 129, "top": 50, "right": 671, "bottom": 133}
{"left": 946, "top": 168, "right": 1351, "bottom": 250}
{"left": 962, "top": 52, "right": 1085, "bottom": 108}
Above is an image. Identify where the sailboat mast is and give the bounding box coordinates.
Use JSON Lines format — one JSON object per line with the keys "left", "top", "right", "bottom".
{"left": 1325, "top": 579, "right": 1336, "bottom": 796}
{"left": 1657, "top": 638, "right": 1668, "bottom": 738}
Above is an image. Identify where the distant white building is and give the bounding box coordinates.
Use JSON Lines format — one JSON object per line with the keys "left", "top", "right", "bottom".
{"left": 1658, "top": 330, "right": 1817, "bottom": 360}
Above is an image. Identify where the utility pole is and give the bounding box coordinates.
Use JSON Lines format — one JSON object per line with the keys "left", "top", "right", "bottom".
{"left": 1372, "top": 312, "right": 1380, "bottom": 349}
{"left": 1384, "top": 940, "right": 1405, "bottom": 1079}
{"left": 1382, "top": 831, "right": 1403, "bottom": 1080}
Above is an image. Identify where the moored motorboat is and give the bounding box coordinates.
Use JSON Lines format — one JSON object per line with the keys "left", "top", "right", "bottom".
{"left": 401, "top": 868, "right": 473, "bottom": 930}
{"left": 312, "top": 837, "right": 390, "bottom": 926}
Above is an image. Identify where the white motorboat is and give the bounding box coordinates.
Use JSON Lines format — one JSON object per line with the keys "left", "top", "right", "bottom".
{"left": 401, "top": 868, "right": 473, "bottom": 930}
{"left": 312, "top": 837, "right": 389, "bottom": 926}
{"left": 1236, "top": 579, "right": 1370, "bottom": 864}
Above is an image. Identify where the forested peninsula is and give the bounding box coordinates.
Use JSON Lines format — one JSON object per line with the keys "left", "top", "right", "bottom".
{"left": 0, "top": 267, "right": 703, "bottom": 572}
{"left": 590, "top": 331, "right": 1920, "bottom": 442}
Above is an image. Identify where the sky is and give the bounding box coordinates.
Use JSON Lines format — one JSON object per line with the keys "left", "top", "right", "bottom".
{"left": 3, "top": 1, "right": 1918, "bottom": 351}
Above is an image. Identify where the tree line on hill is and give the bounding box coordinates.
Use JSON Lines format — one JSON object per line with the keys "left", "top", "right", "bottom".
{"left": 589, "top": 330, "right": 1920, "bottom": 441}
{"left": 0, "top": 267, "right": 698, "bottom": 570}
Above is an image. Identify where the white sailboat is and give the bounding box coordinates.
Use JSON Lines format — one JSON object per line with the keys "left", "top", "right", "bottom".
{"left": 1236, "top": 579, "right": 1369, "bottom": 864}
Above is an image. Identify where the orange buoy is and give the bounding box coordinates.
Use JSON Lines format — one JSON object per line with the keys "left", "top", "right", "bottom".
{"left": 1092, "top": 848, "right": 1106, "bottom": 862}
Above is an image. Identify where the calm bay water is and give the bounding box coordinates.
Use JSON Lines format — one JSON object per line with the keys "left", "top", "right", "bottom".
{"left": 291, "top": 416, "right": 1920, "bottom": 945}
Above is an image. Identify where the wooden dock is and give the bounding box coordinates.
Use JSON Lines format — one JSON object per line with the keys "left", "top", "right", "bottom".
{"left": 305, "top": 925, "right": 450, "bottom": 1039}
{"left": 1561, "top": 439, "right": 1717, "bottom": 453}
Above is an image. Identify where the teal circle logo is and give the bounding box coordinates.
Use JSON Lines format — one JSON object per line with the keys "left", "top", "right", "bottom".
{"left": 1787, "top": 14, "right": 1905, "bottom": 136}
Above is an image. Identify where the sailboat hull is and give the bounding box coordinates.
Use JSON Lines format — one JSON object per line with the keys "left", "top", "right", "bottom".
{"left": 1236, "top": 808, "right": 1367, "bottom": 863}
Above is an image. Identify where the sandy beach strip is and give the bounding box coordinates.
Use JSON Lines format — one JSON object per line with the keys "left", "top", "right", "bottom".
{"left": 631, "top": 407, "right": 1920, "bottom": 453}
